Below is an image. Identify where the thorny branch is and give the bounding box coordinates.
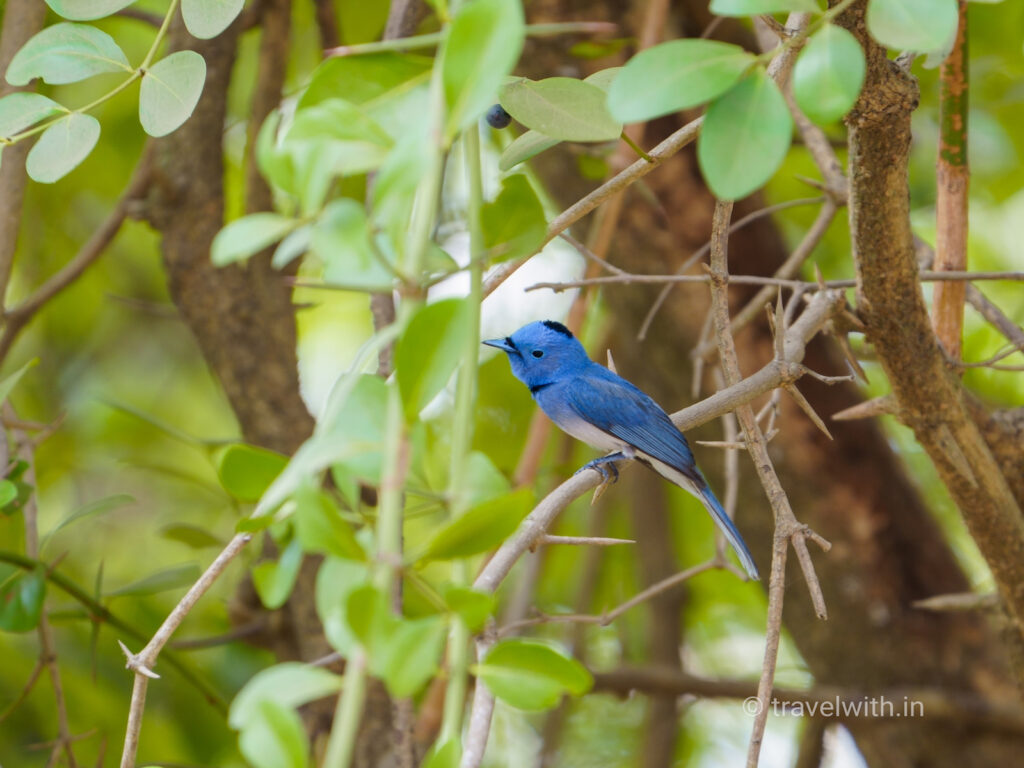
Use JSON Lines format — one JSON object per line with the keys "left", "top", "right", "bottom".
{"left": 118, "top": 533, "right": 251, "bottom": 768}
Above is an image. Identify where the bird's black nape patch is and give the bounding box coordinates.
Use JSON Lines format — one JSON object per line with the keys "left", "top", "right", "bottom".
{"left": 542, "top": 320, "right": 573, "bottom": 338}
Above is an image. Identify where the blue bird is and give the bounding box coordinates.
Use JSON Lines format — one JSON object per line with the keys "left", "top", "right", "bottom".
{"left": 484, "top": 320, "right": 759, "bottom": 580}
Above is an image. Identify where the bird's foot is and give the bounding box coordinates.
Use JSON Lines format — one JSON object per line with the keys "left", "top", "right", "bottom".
{"left": 577, "top": 453, "right": 626, "bottom": 504}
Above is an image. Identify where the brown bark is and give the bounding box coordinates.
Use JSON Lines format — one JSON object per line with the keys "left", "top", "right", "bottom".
{"left": 525, "top": 0, "right": 1024, "bottom": 765}
{"left": 0, "top": 0, "right": 47, "bottom": 303}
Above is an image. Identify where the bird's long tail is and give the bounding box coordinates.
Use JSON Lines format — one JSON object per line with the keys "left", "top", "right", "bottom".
{"left": 695, "top": 481, "right": 760, "bottom": 581}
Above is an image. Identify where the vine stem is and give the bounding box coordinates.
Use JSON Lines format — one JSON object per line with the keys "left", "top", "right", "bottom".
{"left": 6, "top": 0, "right": 181, "bottom": 145}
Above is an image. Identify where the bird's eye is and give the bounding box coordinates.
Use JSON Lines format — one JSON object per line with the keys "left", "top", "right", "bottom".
{"left": 532, "top": 349, "right": 544, "bottom": 358}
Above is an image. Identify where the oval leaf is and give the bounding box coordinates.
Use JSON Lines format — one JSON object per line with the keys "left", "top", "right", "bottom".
{"left": 0, "top": 93, "right": 66, "bottom": 139}
{"left": 608, "top": 39, "right": 755, "bottom": 123}
{"left": 26, "top": 113, "right": 100, "bottom": 183}
{"left": 475, "top": 639, "right": 592, "bottom": 711}
{"left": 44, "top": 0, "right": 137, "bottom": 21}
{"left": 395, "top": 298, "right": 470, "bottom": 421}
{"left": 710, "top": 0, "right": 820, "bottom": 14}
{"left": 418, "top": 489, "right": 532, "bottom": 561}
{"left": 499, "top": 77, "right": 621, "bottom": 142}
{"left": 481, "top": 174, "right": 547, "bottom": 263}
{"left": 229, "top": 662, "right": 343, "bottom": 729}
{"left": 866, "top": 0, "right": 958, "bottom": 53}
{"left": 159, "top": 523, "right": 226, "bottom": 549}
{"left": 0, "top": 480, "right": 17, "bottom": 507}
{"left": 6, "top": 22, "right": 131, "bottom": 86}
{"left": 239, "top": 700, "right": 308, "bottom": 768}
{"left": 181, "top": 0, "right": 245, "bottom": 39}
{"left": 697, "top": 69, "right": 793, "bottom": 201}
{"left": 253, "top": 538, "right": 303, "bottom": 610}
{"left": 218, "top": 443, "right": 289, "bottom": 502}
{"left": 792, "top": 24, "right": 866, "bottom": 125}
{"left": 498, "top": 130, "right": 560, "bottom": 172}
{"left": 0, "top": 568, "right": 46, "bottom": 632}
{"left": 107, "top": 563, "right": 201, "bottom": 597}
{"left": 139, "top": 50, "right": 207, "bottom": 137}
{"left": 441, "top": 0, "right": 525, "bottom": 139}
{"left": 312, "top": 199, "right": 394, "bottom": 290}
{"left": 212, "top": 213, "right": 298, "bottom": 266}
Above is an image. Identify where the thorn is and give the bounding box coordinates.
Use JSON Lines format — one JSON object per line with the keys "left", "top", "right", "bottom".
{"left": 832, "top": 395, "right": 897, "bottom": 422}
{"left": 784, "top": 383, "right": 833, "bottom": 439}
{"left": 118, "top": 640, "right": 160, "bottom": 679}
{"left": 935, "top": 424, "right": 978, "bottom": 488}
{"left": 606, "top": 348, "right": 617, "bottom": 374}
{"left": 913, "top": 592, "right": 998, "bottom": 612}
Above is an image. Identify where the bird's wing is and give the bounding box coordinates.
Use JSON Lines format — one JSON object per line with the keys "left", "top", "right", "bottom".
{"left": 562, "top": 370, "right": 699, "bottom": 482}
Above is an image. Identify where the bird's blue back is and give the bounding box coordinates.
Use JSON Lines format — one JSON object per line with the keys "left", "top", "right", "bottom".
{"left": 485, "top": 320, "right": 760, "bottom": 580}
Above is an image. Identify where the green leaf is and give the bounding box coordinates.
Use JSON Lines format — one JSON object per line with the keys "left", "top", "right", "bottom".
{"left": 0, "top": 567, "right": 46, "bottom": 632}
{"left": 159, "top": 523, "right": 225, "bottom": 549}
{"left": 181, "top": 0, "right": 245, "bottom": 39}
{"left": 0, "top": 480, "right": 17, "bottom": 507}
{"left": 607, "top": 39, "right": 755, "bottom": 123}
{"left": 26, "top": 113, "right": 100, "bottom": 183}
{"left": 422, "top": 739, "right": 461, "bottom": 768}
{"left": 312, "top": 199, "right": 394, "bottom": 290}
{"left": 441, "top": 584, "right": 495, "bottom": 632}
{"left": 229, "top": 661, "right": 343, "bottom": 729}
{"left": 107, "top": 563, "right": 201, "bottom": 597}
{"left": 286, "top": 98, "right": 393, "bottom": 176}
{"left": 50, "top": 493, "right": 134, "bottom": 535}
{"left": 346, "top": 585, "right": 446, "bottom": 697}
{"left": 238, "top": 700, "right": 308, "bottom": 768}
{"left": 217, "top": 444, "right": 289, "bottom": 503}
{"left": 709, "top": 0, "right": 820, "bottom": 14}
{"left": 792, "top": 24, "right": 865, "bottom": 125}
{"left": 44, "top": 0, "right": 136, "bottom": 21}
{"left": 139, "top": 50, "right": 207, "bottom": 137}
{"left": 866, "top": 0, "right": 958, "bottom": 53}
{"left": 474, "top": 639, "right": 592, "bottom": 711}
{"left": 582, "top": 67, "right": 622, "bottom": 92}
{"left": 253, "top": 537, "right": 303, "bottom": 609}
{"left": 293, "top": 485, "right": 365, "bottom": 560}
{"left": 481, "top": 174, "right": 547, "bottom": 263}
{"left": 255, "top": 375, "right": 388, "bottom": 516}
{"left": 441, "top": 0, "right": 525, "bottom": 139}
{"left": 697, "top": 69, "right": 792, "bottom": 201}
{"left": 271, "top": 225, "right": 311, "bottom": 270}
{"left": 211, "top": 213, "right": 298, "bottom": 266}
{"left": 316, "top": 557, "right": 371, "bottom": 656}
{"left": 464, "top": 451, "right": 511, "bottom": 507}
{"left": 6, "top": 22, "right": 131, "bottom": 86}
{"left": 299, "top": 53, "right": 432, "bottom": 110}
{"left": 498, "top": 130, "right": 560, "bottom": 171}
{"left": 0, "top": 358, "right": 38, "bottom": 406}
{"left": 498, "top": 77, "right": 621, "bottom": 142}
{"left": 395, "top": 299, "right": 470, "bottom": 421}
{"left": 0, "top": 93, "right": 66, "bottom": 139}
{"left": 419, "top": 488, "right": 532, "bottom": 561}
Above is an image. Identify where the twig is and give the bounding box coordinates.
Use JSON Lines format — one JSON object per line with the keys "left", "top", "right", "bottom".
{"left": 557, "top": 232, "right": 627, "bottom": 276}
{"left": 527, "top": 269, "right": 1024, "bottom": 294}
{"left": 691, "top": 200, "right": 838, "bottom": 363}
{"left": 482, "top": 116, "right": 704, "bottom": 298}
{"left": 168, "top": 619, "right": 268, "bottom": 650}
{"left": 118, "top": 533, "right": 252, "bottom": 768}
{"left": 0, "top": 152, "right": 153, "bottom": 363}
{"left": 831, "top": 395, "right": 898, "bottom": 422}
{"left": 0, "top": 657, "right": 44, "bottom": 723}
{"left": 10, "top": 414, "right": 79, "bottom": 768}
{"left": 638, "top": 196, "right": 827, "bottom": 341}
{"left": 706, "top": 200, "right": 829, "bottom": 768}
{"left": 591, "top": 667, "right": 1024, "bottom": 734}
{"left": 532, "top": 534, "right": 635, "bottom": 548}
{"left": 931, "top": 0, "right": 969, "bottom": 358}
{"left": 952, "top": 342, "right": 1024, "bottom": 369}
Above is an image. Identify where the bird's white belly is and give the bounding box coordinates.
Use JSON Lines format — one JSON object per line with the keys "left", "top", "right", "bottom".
{"left": 557, "top": 414, "right": 627, "bottom": 453}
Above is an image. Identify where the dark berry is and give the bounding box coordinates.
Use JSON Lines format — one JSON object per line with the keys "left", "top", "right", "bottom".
{"left": 486, "top": 104, "right": 512, "bottom": 129}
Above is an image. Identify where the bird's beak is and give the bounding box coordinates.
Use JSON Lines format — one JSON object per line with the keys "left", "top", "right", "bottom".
{"left": 482, "top": 338, "right": 515, "bottom": 353}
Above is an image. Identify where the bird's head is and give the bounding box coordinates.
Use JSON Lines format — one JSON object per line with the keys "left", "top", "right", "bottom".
{"left": 483, "top": 320, "right": 591, "bottom": 388}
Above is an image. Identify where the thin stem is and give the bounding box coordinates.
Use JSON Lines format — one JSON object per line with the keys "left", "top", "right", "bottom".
{"left": 440, "top": 125, "right": 485, "bottom": 743}
{"left": 322, "top": 651, "right": 368, "bottom": 768}
{"left": 324, "top": 21, "right": 616, "bottom": 57}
